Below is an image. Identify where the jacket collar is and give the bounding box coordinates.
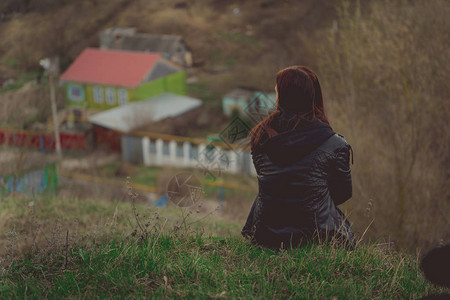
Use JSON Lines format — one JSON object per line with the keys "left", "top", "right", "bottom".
{"left": 261, "top": 120, "right": 335, "bottom": 166}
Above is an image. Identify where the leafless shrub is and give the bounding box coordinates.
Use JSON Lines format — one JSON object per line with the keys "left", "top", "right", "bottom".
{"left": 318, "top": 0, "right": 450, "bottom": 250}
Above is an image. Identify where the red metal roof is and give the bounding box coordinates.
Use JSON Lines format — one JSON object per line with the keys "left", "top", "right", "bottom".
{"left": 60, "top": 48, "right": 162, "bottom": 88}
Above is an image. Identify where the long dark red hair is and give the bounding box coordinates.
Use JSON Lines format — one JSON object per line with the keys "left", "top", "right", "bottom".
{"left": 250, "top": 66, "right": 329, "bottom": 148}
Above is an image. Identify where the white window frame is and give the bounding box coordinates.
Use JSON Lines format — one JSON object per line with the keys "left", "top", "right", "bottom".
{"left": 117, "top": 89, "right": 128, "bottom": 105}
{"left": 93, "top": 86, "right": 104, "bottom": 104}
{"left": 105, "top": 87, "right": 116, "bottom": 105}
{"left": 68, "top": 84, "right": 84, "bottom": 102}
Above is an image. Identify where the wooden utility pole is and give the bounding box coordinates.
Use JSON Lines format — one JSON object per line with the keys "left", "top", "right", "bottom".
{"left": 40, "top": 57, "right": 62, "bottom": 158}
{"left": 49, "top": 73, "right": 62, "bottom": 158}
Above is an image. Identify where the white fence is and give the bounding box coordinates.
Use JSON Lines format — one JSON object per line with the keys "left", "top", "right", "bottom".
{"left": 121, "top": 134, "right": 257, "bottom": 176}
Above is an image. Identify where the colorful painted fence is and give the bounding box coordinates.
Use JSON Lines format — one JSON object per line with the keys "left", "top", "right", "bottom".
{"left": 0, "top": 162, "right": 58, "bottom": 195}
{"left": 0, "top": 129, "right": 88, "bottom": 152}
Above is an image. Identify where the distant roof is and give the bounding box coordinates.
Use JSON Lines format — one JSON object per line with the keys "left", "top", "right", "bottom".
{"left": 102, "top": 27, "right": 137, "bottom": 37}
{"left": 60, "top": 48, "right": 162, "bottom": 88}
{"left": 88, "top": 93, "right": 202, "bottom": 132}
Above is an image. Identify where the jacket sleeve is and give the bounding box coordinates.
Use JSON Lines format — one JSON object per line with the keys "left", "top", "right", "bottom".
{"left": 329, "top": 144, "right": 352, "bottom": 205}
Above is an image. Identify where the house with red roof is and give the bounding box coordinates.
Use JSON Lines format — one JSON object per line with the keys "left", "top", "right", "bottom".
{"left": 60, "top": 48, "right": 186, "bottom": 110}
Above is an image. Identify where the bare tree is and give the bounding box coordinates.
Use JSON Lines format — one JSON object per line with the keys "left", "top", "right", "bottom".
{"left": 318, "top": 0, "right": 450, "bottom": 250}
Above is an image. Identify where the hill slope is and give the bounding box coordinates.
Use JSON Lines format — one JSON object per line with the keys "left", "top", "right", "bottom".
{"left": 0, "top": 195, "right": 447, "bottom": 299}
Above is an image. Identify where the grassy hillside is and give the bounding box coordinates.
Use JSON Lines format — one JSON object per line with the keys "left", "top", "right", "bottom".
{"left": 0, "top": 195, "right": 447, "bottom": 299}
{"left": 0, "top": 193, "right": 241, "bottom": 256}
{"left": 2, "top": 235, "right": 445, "bottom": 299}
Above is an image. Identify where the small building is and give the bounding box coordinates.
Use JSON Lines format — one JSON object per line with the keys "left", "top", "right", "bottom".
{"left": 60, "top": 48, "right": 186, "bottom": 110}
{"left": 222, "top": 88, "right": 276, "bottom": 117}
{"left": 88, "top": 93, "right": 202, "bottom": 152}
{"left": 100, "top": 28, "right": 193, "bottom": 67}
{"left": 0, "top": 151, "right": 58, "bottom": 195}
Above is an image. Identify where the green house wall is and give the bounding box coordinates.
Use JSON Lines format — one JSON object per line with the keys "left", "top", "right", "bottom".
{"left": 85, "top": 84, "right": 133, "bottom": 110}
{"left": 133, "top": 71, "right": 186, "bottom": 101}
{"left": 164, "top": 71, "right": 187, "bottom": 96}
{"left": 65, "top": 71, "right": 186, "bottom": 110}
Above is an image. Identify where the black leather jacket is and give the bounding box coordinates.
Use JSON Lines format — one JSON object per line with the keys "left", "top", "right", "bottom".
{"left": 242, "top": 120, "right": 354, "bottom": 249}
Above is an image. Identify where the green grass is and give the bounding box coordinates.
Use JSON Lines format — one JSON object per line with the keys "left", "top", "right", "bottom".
{"left": 3, "top": 59, "right": 21, "bottom": 68}
{"left": 133, "top": 166, "right": 162, "bottom": 187}
{"left": 218, "top": 32, "right": 261, "bottom": 48}
{"left": 1, "top": 234, "right": 446, "bottom": 299}
{"left": 186, "top": 81, "right": 221, "bottom": 104}
{"left": 99, "top": 163, "right": 162, "bottom": 187}
{"left": 0, "top": 70, "right": 44, "bottom": 94}
{"left": 0, "top": 195, "right": 447, "bottom": 299}
{"left": 0, "top": 195, "right": 240, "bottom": 249}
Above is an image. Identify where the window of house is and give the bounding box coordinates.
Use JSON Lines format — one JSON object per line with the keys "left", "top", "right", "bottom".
{"left": 105, "top": 87, "right": 116, "bottom": 105}
{"left": 68, "top": 84, "right": 84, "bottom": 102}
{"left": 117, "top": 89, "right": 128, "bottom": 105}
{"left": 93, "top": 86, "right": 104, "bottom": 104}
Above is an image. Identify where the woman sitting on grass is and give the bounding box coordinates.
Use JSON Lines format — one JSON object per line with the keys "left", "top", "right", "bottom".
{"left": 242, "top": 66, "right": 354, "bottom": 250}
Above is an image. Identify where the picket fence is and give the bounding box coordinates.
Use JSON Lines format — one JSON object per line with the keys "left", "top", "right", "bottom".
{"left": 0, "top": 128, "right": 257, "bottom": 177}
{"left": 121, "top": 133, "right": 257, "bottom": 177}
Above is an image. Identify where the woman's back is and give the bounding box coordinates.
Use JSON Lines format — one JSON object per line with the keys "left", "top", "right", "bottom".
{"left": 242, "top": 66, "right": 354, "bottom": 250}
{"left": 242, "top": 119, "right": 354, "bottom": 249}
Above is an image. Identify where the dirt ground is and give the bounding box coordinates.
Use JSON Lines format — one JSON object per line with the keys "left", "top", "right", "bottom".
{"left": 57, "top": 151, "right": 251, "bottom": 223}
